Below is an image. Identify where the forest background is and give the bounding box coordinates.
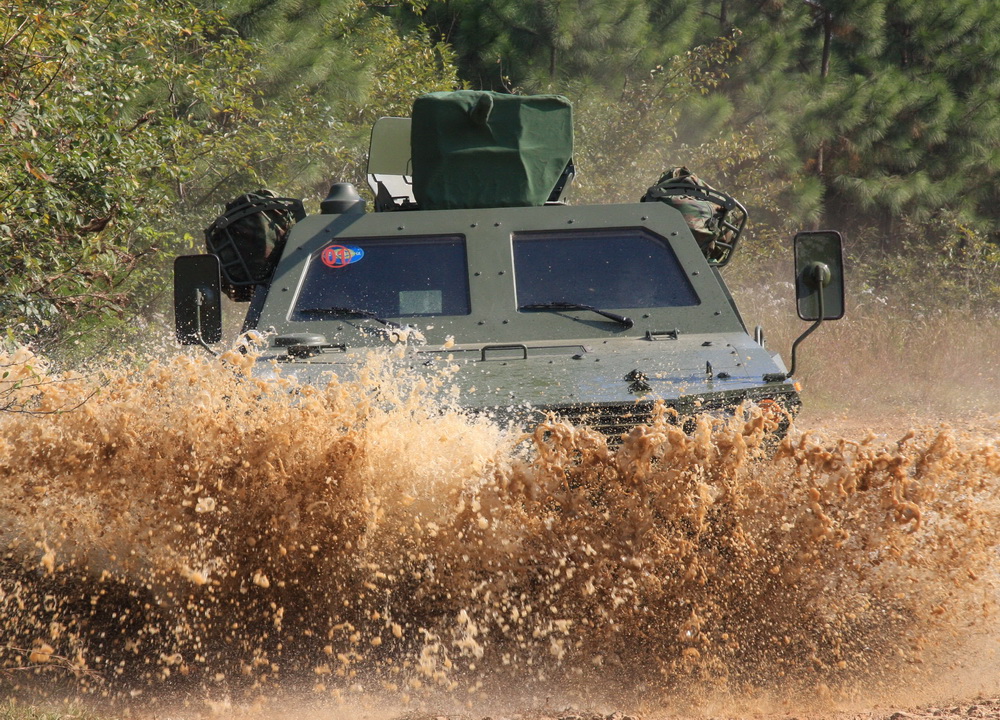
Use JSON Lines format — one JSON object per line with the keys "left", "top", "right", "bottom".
{"left": 2, "top": 0, "right": 999, "bottom": 413}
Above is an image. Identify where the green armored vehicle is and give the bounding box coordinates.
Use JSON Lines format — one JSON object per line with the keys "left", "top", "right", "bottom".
{"left": 174, "top": 91, "right": 844, "bottom": 437}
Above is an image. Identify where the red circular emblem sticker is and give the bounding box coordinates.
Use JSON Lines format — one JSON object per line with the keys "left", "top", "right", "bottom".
{"left": 321, "top": 244, "right": 364, "bottom": 268}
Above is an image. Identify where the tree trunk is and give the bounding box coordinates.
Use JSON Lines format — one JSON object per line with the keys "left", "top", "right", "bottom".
{"left": 816, "top": 9, "right": 832, "bottom": 180}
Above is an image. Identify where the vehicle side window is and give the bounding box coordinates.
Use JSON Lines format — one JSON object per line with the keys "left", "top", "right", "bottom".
{"left": 513, "top": 229, "right": 699, "bottom": 308}
{"left": 291, "top": 235, "right": 471, "bottom": 319}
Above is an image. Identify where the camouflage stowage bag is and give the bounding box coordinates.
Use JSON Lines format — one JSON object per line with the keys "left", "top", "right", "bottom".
{"left": 205, "top": 190, "right": 302, "bottom": 301}
{"left": 641, "top": 167, "right": 730, "bottom": 260}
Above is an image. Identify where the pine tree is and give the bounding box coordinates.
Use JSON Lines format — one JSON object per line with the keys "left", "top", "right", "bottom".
{"left": 409, "top": 0, "right": 700, "bottom": 92}
{"left": 708, "top": 0, "right": 1000, "bottom": 240}
{"left": 211, "top": 0, "right": 366, "bottom": 103}
{"left": 811, "top": 0, "right": 1000, "bottom": 233}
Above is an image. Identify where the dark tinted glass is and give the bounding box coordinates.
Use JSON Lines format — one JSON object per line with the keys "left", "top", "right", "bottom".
{"left": 292, "top": 235, "right": 470, "bottom": 319}
{"left": 513, "top": 229, "right": 699, "bottom": 308}
{"left": 794, "top": 230, "right": 845, "bottom": 321}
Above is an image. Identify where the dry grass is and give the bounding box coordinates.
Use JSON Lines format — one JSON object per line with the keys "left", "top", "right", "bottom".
{"left": 0, "top": 702, "right": 106, "bottom": 720}
{"left": 727, "top": 259, "right": 1000, "bottom": 422}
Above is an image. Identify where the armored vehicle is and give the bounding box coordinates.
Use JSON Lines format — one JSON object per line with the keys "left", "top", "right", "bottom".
{"left": 174, "top": 91, "right": 844, "bottom": 437}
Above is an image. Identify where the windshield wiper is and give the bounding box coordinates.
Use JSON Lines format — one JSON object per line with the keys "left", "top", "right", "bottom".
{"left": 518, "top": 302, "right": 634, "bottom": 329}
{"left": 299, "top": 307, "right": 401, "bottom": 329}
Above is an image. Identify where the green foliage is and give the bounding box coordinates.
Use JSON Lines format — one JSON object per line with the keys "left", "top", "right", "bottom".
{"left": 569, "top": 34, "right": 803, "bottom": 254}
{"left": 849, "top": 212, "right": 1000, "bottom": 310}
{"left": 332, "top": 9, "right": 462, "bottom": 180}
{"left": 221, "top": 0, "right": 367, "bottom": 102}
{"left": 403, "top": 0, "right": 700, "bottom": 91}
{"left": 718, "top": 0, "right": 1000, "bottom": 240}
{"left": 0, "top": 0, "right": 244, "bottom": 347}
{"left": 200, "top": 0, "right": 459, "bottom": 192}
{"left": 0, "top": 0, "right": 459, "bottom": 355}
{"left": 571, "top": 35, "right": 740, "bottom": 203}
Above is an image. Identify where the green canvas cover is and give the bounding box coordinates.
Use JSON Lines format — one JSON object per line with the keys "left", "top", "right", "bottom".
{"left": 411, "top": 91, "right": 573, "bottom": 210}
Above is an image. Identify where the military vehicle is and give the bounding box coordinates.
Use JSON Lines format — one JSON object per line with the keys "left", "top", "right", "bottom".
{"left": 174, "top": 91, "right": 844, "bottom": 437}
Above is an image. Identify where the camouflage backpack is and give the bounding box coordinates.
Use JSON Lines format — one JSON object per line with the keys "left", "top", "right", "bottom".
{"left": 205, "top": 190, "right": 305, "bottom": 301}
{"left": 640, "top": 167, "right": 746, "bottom": 264}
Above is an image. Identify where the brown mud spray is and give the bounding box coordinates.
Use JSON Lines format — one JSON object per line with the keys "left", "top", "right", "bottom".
{"left": 0, "top": 345, "right": 998, "bottom": 711}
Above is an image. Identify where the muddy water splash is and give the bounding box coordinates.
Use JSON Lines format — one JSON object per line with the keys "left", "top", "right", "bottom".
{"left": 0, "top": 345, "right": 998, "bottom": 707}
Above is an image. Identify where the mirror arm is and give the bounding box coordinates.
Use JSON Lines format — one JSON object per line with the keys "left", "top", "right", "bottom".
{"left": 193, "top": 288, "right": 220, "bottom": 357}
{"left": 786, "top": 294, "right": 824, "bottom": 379}
{"left": 767, "top": 275, "right": 826, "bottom": 382}
{"left": 786, "top": 263, "right": 829, "bottom": 377}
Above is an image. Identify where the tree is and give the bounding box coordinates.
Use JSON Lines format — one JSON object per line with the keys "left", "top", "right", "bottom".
{"left": 0, "top": 0, "right": 459, "bottom": 355}
{"left": 403, "top": 0, "right": 698, "bottom": 92}
{"left": 570, "top": 32, "right": 806, "bottom": 251}
{"left": 0, "top": 0, "right": 248, "bottom": 349}
{"left": 710, "top": 0, "right": 1000, "bottom": 241}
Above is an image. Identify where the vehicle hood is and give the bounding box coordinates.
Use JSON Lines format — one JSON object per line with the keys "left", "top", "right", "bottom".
{"left": 253, "top": 330, "right": 795, "bottom": 414}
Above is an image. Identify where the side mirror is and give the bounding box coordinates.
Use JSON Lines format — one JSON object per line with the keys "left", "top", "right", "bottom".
{"left": 794, "top": 230, "right": 845, "bottom": 321}
{"left": 174, "top": 254, "right": 223, "bottom": 346}
{"left": 765, "top": 231, "right": 847, "bottom": 383}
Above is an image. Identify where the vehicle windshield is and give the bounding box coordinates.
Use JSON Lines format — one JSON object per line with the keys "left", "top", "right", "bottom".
{"left": 291, "top": 235, "right": 471, "bottom": 321}
{"left": 513, "top": 228, "right": 699, "bottom": 309}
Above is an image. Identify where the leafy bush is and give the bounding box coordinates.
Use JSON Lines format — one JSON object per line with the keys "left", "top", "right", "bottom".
{"left": 0, "top": 0, "right": 459, "bottom": 357}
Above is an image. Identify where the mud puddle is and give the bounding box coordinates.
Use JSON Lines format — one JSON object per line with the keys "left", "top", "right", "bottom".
{"left": 0, "top": 345, "right": 998, "bottom": 716}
